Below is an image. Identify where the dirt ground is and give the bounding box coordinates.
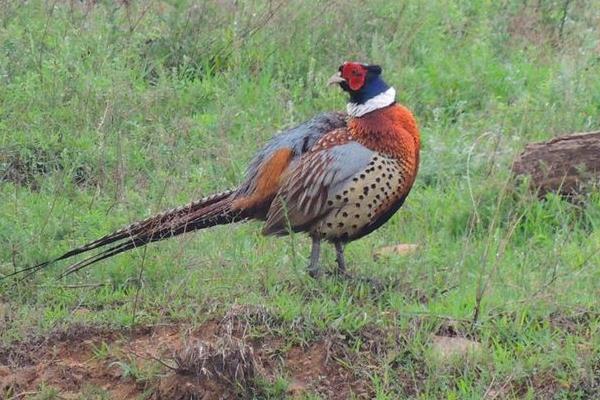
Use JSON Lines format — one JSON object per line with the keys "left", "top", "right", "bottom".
{"left": 0, "top": 309, "right": 371, "bottom": 399}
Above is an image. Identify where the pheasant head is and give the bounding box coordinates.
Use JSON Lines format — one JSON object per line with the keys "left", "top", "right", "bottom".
{"left": 328, "top": 62, "right": 395, "bottom": 117}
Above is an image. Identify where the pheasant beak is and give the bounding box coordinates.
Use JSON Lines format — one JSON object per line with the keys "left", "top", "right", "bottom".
{"left": 327, "top": 71, "right": 346, "bottom": 85}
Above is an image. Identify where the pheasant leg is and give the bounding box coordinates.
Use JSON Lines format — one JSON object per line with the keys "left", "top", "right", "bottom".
{"left": 308, "top": 237, "right": 321, "bottom": 278}
{"left": 334, "top": 242, "right": 347, "bottom": 276}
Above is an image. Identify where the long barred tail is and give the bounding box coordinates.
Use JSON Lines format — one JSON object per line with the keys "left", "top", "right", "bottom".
{"left": 7, "top": 189, "right": 241, "bottom": 280}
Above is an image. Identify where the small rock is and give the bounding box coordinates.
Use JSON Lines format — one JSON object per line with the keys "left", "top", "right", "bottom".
{"left": 373, "top": 244, "right": 419, "bottom": 259}
{"left": 430, "top": 335, "right": 481, "bottom": 360}
{"left": 73, "top": 307, "right": 91, "bottom": 316}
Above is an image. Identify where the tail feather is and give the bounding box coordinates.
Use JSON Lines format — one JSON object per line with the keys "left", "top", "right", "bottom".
{"left": 5, "top": 189, "right": 242, "bottom": 280}
{"left": 60, "top": 240, "right": 142, "bottom": 278}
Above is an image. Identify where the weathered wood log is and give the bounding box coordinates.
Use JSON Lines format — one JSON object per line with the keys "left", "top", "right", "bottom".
{"left": 512, "top": 131, "right": 600, "bottom": 196}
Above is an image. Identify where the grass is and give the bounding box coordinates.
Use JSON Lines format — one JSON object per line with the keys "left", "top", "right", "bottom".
{"left": 1, "top": 0, "right": 599, "bottom": 398}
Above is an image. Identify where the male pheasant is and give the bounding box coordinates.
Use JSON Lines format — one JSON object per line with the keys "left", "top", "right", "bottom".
{"left": 12, "top": 62, "right": 420, "bottom": 279}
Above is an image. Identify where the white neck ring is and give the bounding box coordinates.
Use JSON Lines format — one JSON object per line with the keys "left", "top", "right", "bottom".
{"left": 347, "top": 87, "right": 396, "bottom": 117}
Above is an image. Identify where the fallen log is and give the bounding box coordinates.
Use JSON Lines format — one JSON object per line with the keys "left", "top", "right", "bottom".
{"left": 512, "top": 131, "right": 600, "bottom": 196}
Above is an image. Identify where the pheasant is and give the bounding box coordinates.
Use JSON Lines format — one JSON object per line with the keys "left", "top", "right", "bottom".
{"left": 11, "top": 62, "right": 420, "bottom": 279}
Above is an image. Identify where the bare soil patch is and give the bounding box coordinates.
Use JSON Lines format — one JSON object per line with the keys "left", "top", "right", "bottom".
{"left": 1, "top": 313, "right": 370, "bottom": 399}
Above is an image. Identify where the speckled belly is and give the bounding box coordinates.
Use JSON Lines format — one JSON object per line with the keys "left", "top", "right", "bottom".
{"left": 311, "top": 154, "right": 407, "bottom": 241}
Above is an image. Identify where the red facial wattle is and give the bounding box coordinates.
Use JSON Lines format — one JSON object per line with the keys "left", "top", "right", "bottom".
{"left": 341, "top": 63, "right": 367, "bottom": 91}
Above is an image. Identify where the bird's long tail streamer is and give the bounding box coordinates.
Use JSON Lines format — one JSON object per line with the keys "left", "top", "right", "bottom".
{"left": 5, "top": 189, "right": 241, "bottom": 280}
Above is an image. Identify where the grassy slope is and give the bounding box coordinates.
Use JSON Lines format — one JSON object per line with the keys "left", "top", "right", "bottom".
{"left": 1, "top": 0, "right": 599, "bottom": 398}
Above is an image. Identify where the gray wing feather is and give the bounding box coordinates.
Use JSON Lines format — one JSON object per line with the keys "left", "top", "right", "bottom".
{"left": 235, "top": 112, "right": 346, "bottom": 198}
{"left": 263, "top": 141, "right": 375, "bottom": 235}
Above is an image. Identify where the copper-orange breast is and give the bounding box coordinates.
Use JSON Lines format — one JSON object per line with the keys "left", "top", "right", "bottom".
{"left": 349, "top": 104, "right": 420, "bottom": 193}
